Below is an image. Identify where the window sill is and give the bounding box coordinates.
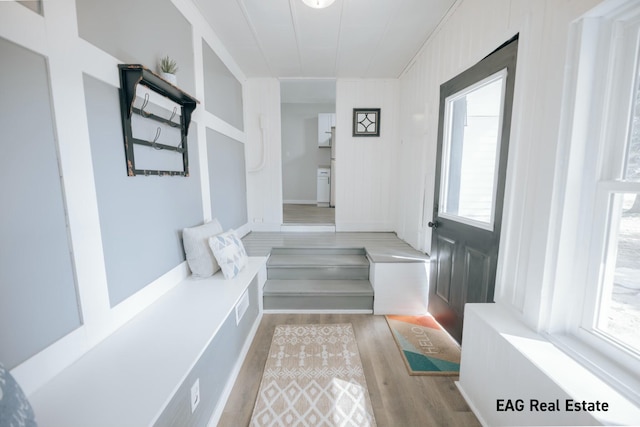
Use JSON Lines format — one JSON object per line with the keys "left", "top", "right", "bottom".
{"left": 546, "top": 330, "right": 640, "bottom": 407}
{"left": 458, "top": 303, "right": 640, "bottom": 426}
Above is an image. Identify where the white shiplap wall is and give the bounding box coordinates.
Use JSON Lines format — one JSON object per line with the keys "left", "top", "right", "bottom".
{"left": 244, "top": 78, "right": 284, "bottom": 231}
{"left": 395, "top": 0, "right": 603, "bottom": 320}
{"left": 335, "top": 79, "right": 399, "bottom": 232}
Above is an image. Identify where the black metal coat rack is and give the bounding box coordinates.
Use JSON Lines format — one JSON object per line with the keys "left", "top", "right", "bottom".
{"left": 118, "top": 64, "right": 199, "bottom": 176}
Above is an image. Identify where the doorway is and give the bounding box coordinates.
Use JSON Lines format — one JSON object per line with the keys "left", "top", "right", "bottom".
{"left": 428, "top": 37, "right": 518, "bottom": 343}
{"left": 280, "top": 79, "right": 337, "bottom": 225}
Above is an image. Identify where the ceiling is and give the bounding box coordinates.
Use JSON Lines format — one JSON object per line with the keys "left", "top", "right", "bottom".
{"left": 280, "top": 79, "right": 336, "bottom": 103}
{"left": 192, "top": 0, "right": 457, "bottom": 79}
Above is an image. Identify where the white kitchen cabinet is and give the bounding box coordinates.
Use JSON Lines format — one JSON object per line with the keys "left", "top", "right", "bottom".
{"left": 318, "top": 113, "right": 336, "bottom": 147}
{"left": 317, "top": 167, "right": 330, "bottom": 206}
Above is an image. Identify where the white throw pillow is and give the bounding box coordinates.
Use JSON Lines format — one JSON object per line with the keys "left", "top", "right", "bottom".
{"left": 182, "top": 219, "right": 223, "bottom": 278}
{"left": 208, "top": 229, "right": 248, "bottom": 279}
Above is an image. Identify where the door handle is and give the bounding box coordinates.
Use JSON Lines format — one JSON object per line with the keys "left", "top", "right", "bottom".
{"left": 428, "top": 221, "right": 440, "bottom": 229}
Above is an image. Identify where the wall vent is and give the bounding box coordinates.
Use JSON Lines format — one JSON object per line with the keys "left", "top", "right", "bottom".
{"left": 235, "top": 289, "right": 250, "bottom": 325}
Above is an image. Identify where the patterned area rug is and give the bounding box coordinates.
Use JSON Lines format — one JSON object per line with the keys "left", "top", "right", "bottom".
{"left": 250, "top": 323, "right": 377, "bottom": 426}
{"left": 385, "top": 315, "right": 461, "bottom": 376}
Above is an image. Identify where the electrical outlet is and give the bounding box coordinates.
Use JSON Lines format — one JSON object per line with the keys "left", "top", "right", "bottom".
{"left": 190, "top": 378, "right": 200, "bottom": 413}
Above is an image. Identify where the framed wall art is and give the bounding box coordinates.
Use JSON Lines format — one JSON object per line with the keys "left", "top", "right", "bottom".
{"left": 352, "top": 108, "right": 380, "bottom": 137}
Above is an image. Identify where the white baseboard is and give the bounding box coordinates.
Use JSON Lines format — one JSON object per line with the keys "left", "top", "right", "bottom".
{"left": 263, "top": 309, "right": 373, "bottom": 314}
{"left": 283, "top": 200, "right": 316, "bottom": 205}
{"left": 280, "top": 224, "right": 336, "bottom": 232}
{"left": 251, "top": 222, "right": 283, "bottom": 232}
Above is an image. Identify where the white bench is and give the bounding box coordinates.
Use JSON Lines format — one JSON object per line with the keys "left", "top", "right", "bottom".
{"left": 29, "top": 257, "right": 267, "bottom": 427}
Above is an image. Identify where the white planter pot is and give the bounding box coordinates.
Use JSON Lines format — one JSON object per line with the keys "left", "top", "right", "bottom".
{"left": 161, "top": 72, "right": 177, "bottom": 85}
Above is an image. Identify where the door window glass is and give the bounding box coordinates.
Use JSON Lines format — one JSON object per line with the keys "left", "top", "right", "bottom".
{"left": 439, "top": 70, "right": 507, "bottom": 230}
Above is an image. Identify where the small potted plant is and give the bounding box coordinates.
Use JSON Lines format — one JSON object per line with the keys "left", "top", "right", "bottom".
{"left": 159, "top": 55, "right": 178, "bottom": 85}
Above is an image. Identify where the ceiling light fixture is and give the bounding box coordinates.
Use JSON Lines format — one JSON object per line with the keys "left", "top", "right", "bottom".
{"left": 301, "top": 0, "right": 336, "bottom": 9}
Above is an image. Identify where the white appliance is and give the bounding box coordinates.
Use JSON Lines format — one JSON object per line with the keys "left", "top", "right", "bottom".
{"left": 317, "top": 167, "right": 330, "bottom": 207}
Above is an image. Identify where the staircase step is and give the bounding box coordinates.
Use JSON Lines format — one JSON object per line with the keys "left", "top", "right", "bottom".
{"left": 263, "top": 295, "right": 374, "bottom": 311}
{"left": 263, "top": 280, "right": 374, "bottom": 311}
{"left": 267, "top": 265, "right": 369, "bottom": 280}
{"left": 270, "top": 247, "right": 366, "bottom": 256}
{"left": 267, "top": 253, "right": 369, "bottom": 280}
{"left": 267, "top": 253, "right": 369, "bottom": 268}
{"left": 263, "top": 247, "right": 373, "bottom": 311}
{"left": 264, "top": 279, "right": 374, "bottom": 296}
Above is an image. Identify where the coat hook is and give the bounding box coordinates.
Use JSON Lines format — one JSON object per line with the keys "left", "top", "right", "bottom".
{"left": 169, "top": 107, "right": 179, "bottom": 127}
{"left": 176, "top": 135, "right": 185, "bottom": 153}
{"left": 152, "top": 127, "right": 162, "bottom": 150}
{"left": 140, "top": 93, "right": 150, "bottom": 117}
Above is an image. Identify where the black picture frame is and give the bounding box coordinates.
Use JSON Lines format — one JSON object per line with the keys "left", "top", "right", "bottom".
{"left": 352, "top": 108, "right": 381, "bottom": 137}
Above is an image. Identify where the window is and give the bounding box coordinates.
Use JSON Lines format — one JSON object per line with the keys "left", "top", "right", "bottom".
{"left": 552, "top": 0, "right": 640, "bottom": 403}
{"left": 582, "top": 7, "right": 640, "bottom": 352}
{"left": 439, "top": 70, "right": 507, "bottom": 231}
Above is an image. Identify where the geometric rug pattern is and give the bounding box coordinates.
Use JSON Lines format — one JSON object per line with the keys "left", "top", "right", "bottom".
{"left": 250, "top": 324, "right": 377, "bottom": 426}
{"left": 385, "top": 315, "right": 461, "bottom": 376}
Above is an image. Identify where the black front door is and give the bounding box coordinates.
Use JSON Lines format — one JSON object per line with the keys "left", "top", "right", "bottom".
{"left": 428, "top": 38, "right": 518, "bottom": 343}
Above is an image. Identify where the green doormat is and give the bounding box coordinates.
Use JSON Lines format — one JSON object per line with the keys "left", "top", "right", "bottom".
{"left": 385, "top": 315, "right": 461, "bottom": 376}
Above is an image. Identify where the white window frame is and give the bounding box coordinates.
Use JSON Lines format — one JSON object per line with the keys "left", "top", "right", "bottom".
{"left": 547, "top": 0, "right": 640, "bottom": 405}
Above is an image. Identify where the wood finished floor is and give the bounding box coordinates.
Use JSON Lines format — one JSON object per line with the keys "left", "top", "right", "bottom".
{"left": 218, "top": 314, "right": 480, "bottom": 427}
{"left": 283, "top": 203, "right": 335, "bottom": 224}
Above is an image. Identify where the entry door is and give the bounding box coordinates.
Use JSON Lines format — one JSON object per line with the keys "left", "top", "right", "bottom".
{"left": 428, "top": 39, "right": 518, "bottom": 343}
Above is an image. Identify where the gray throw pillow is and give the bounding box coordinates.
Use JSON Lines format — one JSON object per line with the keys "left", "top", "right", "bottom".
{"left": 182, "top": 219, "right": 223, "bottom": 278}
{"left": 0, "top": 362, "right": 37, "bottom": 427}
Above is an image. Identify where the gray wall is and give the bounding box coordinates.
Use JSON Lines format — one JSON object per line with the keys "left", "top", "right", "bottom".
{"left": 207, "top": 130, "right": 248, "bottom": 230}
{"left": 203, "top": 41, "right": 244, "bottom": 131}
{"left": 84, "top": 75, "right": 204, "bottom": 307}
{"left": 0, "top": 38, "right": 81, "bottom": 369}
{"left": 76, "top": 0, "right": 195, "bottom": 96}
{"left": 281, "top": 103, "right": 334, "bottom": 202}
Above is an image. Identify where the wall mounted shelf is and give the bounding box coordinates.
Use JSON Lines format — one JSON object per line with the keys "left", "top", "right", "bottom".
{"left": 118, "top": 64, "right": 199, "bottom": 176}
